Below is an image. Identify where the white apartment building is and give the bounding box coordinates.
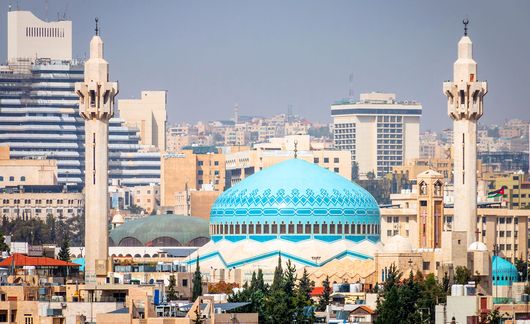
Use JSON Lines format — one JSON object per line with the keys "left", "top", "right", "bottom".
{"left": 7, "top": 10, "right": 72, "bottom": 62}
{"left": 331, "top": 92, "right": 422, "bottom": 178}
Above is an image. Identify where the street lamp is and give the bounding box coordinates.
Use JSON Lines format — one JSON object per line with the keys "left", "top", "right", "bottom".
{"left": 311, "top": 256, "right": 321, "bottom": 266}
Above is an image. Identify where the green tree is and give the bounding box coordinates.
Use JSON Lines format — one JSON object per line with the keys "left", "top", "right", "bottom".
{"left": 454, "top": 266, "right": 472, "bottom": 285}
{"left": 317, "top": 275, "right": 332, "bottom": 311}
{"left": 294, "top": 268, "right": 315, "bottom": 323}
{"left": 264, "top": 255, "right": 291, "bottom": 324}
{"left": 167, "top": 275, "right": 177, "bottom": 301}
{"left": 192, "top": 256, "right": 203, "bottom": 301}
{"left": 57, "top": 235, "right": 71, "bottom": 262}
{"left": 0, "top": 230, "right": 9, "bottom": 253}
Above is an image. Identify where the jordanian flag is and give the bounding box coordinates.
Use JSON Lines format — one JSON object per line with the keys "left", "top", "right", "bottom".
{"left": 488, "top": 187, "right": 505, "bottom": 198}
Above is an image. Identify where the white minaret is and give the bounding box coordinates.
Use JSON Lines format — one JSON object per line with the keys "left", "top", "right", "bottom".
{"left": 443, "top": 20, "right": 487, "bottom": 246}
{"left": 75, "top": 20, "right": 118, "bottom": 284}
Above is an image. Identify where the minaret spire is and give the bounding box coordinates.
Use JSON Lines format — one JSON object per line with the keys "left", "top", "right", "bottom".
{"left": 75, "top": 27, "right": 118, "bottom": 284}
{"left": 443, "top": 22, "right": 487, "bottom": 254}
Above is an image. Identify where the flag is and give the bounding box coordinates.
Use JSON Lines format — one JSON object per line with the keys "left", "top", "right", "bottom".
{"left": 488, "top": 187, "right": 505, "bottom": 198}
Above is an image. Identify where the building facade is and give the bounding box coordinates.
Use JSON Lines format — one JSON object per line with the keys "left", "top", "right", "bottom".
{"left": 0, "top": 10, "right": 161, "bottom": 188}
{"left": 331, "top": 92, "right": 422, "bottom": 179}
{"left": 118, "top": 91, "right": 167, "bottom": 151}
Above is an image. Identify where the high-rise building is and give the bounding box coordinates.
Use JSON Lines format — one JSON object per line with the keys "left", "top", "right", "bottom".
{"left": 75, "top": 28, "right": 118, "bottom": 284}
{"left": 118, "top": 91, "right": 167, "bottom": 151}
{"left": 0, "top": 10, "right": 160, "bottom": 188}
{"left": 443, "top": 21, "right": 488, "bottom": 247}
{"left": 331, "top": 92, "right": 422, "bottom": 179}
{"left": 7, "top": 10, "right": 72, "bottom": 62}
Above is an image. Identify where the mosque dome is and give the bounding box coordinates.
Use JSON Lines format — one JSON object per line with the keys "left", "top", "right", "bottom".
{"left": 109, "top": 214, "right": 210, "bottom": 247}
{"left": 111, "top": 212, "right": 125, "bottom": 226}
{"left": 210, "top": 159, "right": 380, "bottom": 243}
{"left": 467, "top": 241, "right": 488, "bottom": 252}
{"left": 383, "top": 235, "right": 413, "bottom": 253}
{"left": 492, "top": 256, "right": 518, "bottom": 286}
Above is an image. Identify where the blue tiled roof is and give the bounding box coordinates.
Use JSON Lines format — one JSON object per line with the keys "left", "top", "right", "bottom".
{"left": 211, "top": 159, "right": 380, "bottom": 226}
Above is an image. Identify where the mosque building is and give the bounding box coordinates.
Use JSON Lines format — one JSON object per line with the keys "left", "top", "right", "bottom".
{"left": 188, "top": 158, "right": 382, "bottom": 283}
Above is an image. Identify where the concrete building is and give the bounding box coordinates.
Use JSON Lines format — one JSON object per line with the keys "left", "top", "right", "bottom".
{"left": 118, "top": 91, "right": 167, "bottom": 151}
{"left": 331, "top": 92, "right": 422, "bottom": 179}
{"left": 485, "top": 172, "right": 530, "bottom": 209}
{"left": 7, "top": 10, "right": 72, "bottom": 62}
{"left": 225, "top": 135, "right": 352, "bottom": 186}
{"left": 161, "top": 147, "right": 226, "bottom": 208}
{"left": 173, "top": 190, "right": 221, "bottom": 220}
{"left": 0, "top": 10, "right": 160, "bottom": 188}
{"left": 0, "top": 146, "right": 57, "bottom": 187}
{"left": 0, "top": 186, "right": 84, "bottom": 221}
{"left": 75, "top": 29, "right": 118, "bottom": 284}
{"left": 443, "top": 22, "right": 488, "bottom": 248}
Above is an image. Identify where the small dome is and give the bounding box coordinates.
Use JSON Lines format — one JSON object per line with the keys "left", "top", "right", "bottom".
{"left": 468, "top": 241, "right": 488, "bottom": 252}
{"left": 492, "top": 256, "right": 518, "bottom": 286}
{"left": 109, "top": 214, "right": 210, "bottom": 247}
{"left": 111, "top": 213, "right": 125, "bottom": 225}
{"left": 383, "top": 235, "right": 412, "bottom": 253}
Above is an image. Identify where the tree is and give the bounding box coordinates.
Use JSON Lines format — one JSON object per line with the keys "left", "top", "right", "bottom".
{"left": 167, "top": 275, "right": 177, "bottom": 301}
{"left": 264, "top": 255, "right": 291, "bottom": 323}
{"left": 294, "top": 268, "right": 315, "bottom": 323}
{"left": 317, "top": 275, "right": 332, "bottom": 311}
{"left": 191, "top": 256, "right": 203, "bottom": 301}
{"left": 0, "top": 230, "right": 9, "bottom": 253}
{"left": 57, "top": 235, "right": 71, "bottom": 262}
{"left": 454, "top": 266, "right": 472, "bottom": 285}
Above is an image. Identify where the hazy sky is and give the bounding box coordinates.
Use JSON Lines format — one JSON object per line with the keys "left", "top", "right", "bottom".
{"left": 1, "top": 1, "right": 529, "bottom": 131}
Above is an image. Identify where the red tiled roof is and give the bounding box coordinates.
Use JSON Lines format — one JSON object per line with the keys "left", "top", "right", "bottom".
{"left": 311, "top": 287, "right": 324, "bottom": 297}
{"left": 0, "top": 253, "right": 80, "bottom": 267}
{"left": 350, "top": 305, "right": 374, "bottom": 315}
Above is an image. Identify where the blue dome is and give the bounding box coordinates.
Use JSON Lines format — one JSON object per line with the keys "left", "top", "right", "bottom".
{"left": 210, "top": 159, "right": 380, "bottom": 242}
{"left": 492, "top": 256, "right": 519, "bottom": 286}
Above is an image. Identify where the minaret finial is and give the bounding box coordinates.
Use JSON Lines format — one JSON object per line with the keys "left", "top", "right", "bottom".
{"left": 463, "top": 18, "right": 469, "bottom": 36}
{"left": 95, "top": 17, "right": 99, "bottom": 36}
{"left": 294, "top": 140, "right": 298, "bottom": 159}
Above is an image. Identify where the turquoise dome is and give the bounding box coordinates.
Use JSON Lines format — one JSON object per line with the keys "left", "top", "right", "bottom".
{"left": 492, "top": 256, "right": 519, "bottom": 286}
{"left": 210, "top": 159, "right": 380, "bottom": 242}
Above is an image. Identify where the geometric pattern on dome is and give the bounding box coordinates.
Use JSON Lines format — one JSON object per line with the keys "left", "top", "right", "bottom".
{"left": 211, "top": 187, "right": 379, "bottom": 217}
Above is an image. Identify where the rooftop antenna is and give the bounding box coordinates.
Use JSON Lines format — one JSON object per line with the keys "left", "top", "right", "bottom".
{"left": 463, "top": 17, "right": 469, "bottom": 36}
{"left": 95, "top": 17, "right": 99, "bottom": 36}
{"left": 348, "top": 73, "right": 354, "bottom": 101}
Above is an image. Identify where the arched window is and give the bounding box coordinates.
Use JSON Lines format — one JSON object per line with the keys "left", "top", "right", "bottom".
{"left": 263, "top": 222, "right": 270, "bottom": 234}
{"left": 337, "top": 222, "right": 343, "bottom": 234}
{"left": 256, "top": 223, "right": 262, "bottom": 234}
{"left": 313, "top": 223, "right": 320, "bottom": 234}
{"left": 288, "top": 222, "right": 294, "bottom": 234}
{"left": 344, "top": 223, "right": 350, "bottom": 234}
{"left": 272, "top": 222, "right": 278, "bottom": 234}
{"left": 242, "top": 223, "right": 247, "bottom": 234}
{"left": 305, "top": 222, "right": 311, "bottom": 234}
{"left": 321, "top": 222, "right": 328, "bottom": 234}
{"left": 419, "top": 181, "right": 427, "bottom": 195}
{"left": 150, "top": 236, "right": 180, "bottom": 246}
{"left": 330, "top": 222, "right": 335, "bottom": 234}
{"left": 297, "top": 222, "right": 303, "bottom": 234}
{"left": 280, "top": 222, "right": 286, "bottom": 234}
{"left": 362, "top": 224, "right": 366, "bottom": 234}
{"left": 188, "top": 237, "right": 210, "bottom": 247}
{"left": 224, "top": 224, "right": 228, "bottom": 234}
{"left": 134, "top": 254, "right": 141, "bottom": 258}
{"left": 249, "top": 222, "right": 254, "bottom": 234}
{"left": 357, "top": 224, "right": 361, "bottom": 234}
{"left": 235, "top": 222, "right": 240, "bottom": 234}
{"left": 229, "top": 223, "right": 234, "bottom": 234}
{"left": 118, "top": 237, "right": 142, "bottom": 247}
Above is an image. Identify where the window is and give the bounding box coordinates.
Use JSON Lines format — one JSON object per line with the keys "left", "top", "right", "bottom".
{"left": 314, "top": 158, "right": 319, "bottom": 163}
{"left": 0, "top": 176, "right": 3, "bottom": 181}
{"left": 20, "top": 176, "right": 26, "bottom": 181}
{"left": 324, "top": 157, "right": 329, "bottom": 163}
{"left": 197, "top": 161, "right": 204, "bottom": 166}
{"left": 214, "top": 161, "right": 219, "bottom": 166}
{"left": 387, "top": 230, "right": 392, "bottom": 236}
{"left": 334, "top": 168, "right": 339, "bottom": 173}
{"left": 9, "top": 176, "right": 14, "bottom": 181}
{"left": 334, "top": 157, "right": 339, "bottom": 163}
{"left": 182, "top": 279, "right": 188, "bottom": 287}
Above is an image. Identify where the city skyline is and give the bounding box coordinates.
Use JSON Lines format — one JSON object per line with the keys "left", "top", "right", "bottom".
{"left": 0, "top": 0, "right": 529, "bottom": 131}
